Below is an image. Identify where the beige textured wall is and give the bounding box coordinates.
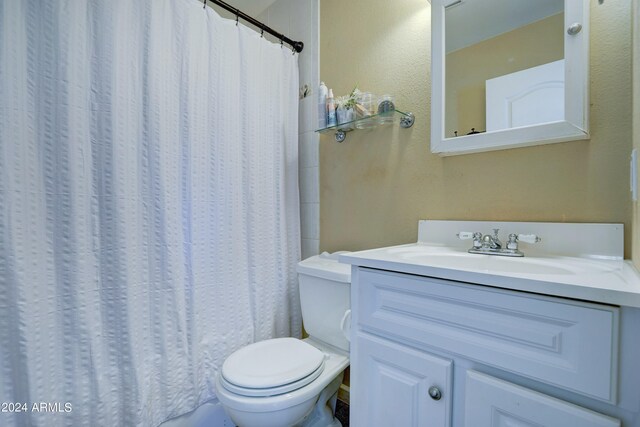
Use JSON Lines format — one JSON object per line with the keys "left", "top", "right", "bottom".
{"left": 446, "top": 13, "right": 564, "bottom": 137}
{"left": 320, "top": 0, "right": 633, "bottom": 257}
{"left": 633, "top": 0, "right": 640, "bottom": 267}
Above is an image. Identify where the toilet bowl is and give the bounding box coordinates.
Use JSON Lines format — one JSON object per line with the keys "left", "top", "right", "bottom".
{"left": 215, "top": 252, "right": 351, "bottom": 427}
{"left": 215, "top": 338, "right": 348, "bottom": 427}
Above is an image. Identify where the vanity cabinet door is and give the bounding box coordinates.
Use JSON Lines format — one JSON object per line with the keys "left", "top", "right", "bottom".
{"left": 352, "top": 334, "right": 452, "bottom": 427}
{"left": 464, "top": 371, "right": 620, "bottom": 427}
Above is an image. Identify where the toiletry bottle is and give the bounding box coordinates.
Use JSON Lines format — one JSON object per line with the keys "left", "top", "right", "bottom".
{"left": 327, "top": 88, "right": 337, "bottom": 127}
{"left": 318, "top": 82, "right": 328, "bottom": 129}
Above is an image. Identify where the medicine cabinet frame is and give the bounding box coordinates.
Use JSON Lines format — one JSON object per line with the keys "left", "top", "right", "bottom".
{"left": 430, "top": 0, "right": 590, "bottom": 156}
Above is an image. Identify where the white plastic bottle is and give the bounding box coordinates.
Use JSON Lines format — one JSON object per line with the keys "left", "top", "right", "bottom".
{"left": 318, "top": 82, "right": 328, "bottom": 129}
{"left": 327, "top": 88, "right": 337, "bottom": 127}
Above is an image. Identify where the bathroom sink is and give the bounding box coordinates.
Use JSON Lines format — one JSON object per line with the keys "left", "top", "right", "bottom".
{"left": 339, "top": 221, "right": 640, "bottom": 308}
{"left": 391, "top": 247, "right": 618, "bottom": 276}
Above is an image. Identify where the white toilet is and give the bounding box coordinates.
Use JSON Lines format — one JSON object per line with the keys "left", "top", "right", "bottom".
{"left": 215, "top": 252, "right": 351, "bottom": 427}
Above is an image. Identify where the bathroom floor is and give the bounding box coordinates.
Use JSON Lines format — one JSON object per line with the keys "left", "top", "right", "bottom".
{"left": 335, "top": 400, "right": 349, "bottom": 426}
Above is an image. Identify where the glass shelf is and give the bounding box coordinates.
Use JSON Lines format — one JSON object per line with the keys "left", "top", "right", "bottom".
{"left": 315, "top": 109, "right": 415, "bottom": 142}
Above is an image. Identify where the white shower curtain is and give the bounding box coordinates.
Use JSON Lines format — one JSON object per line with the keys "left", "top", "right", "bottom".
{"left": 0, "top": 0, "right": 301, "bottom": 425}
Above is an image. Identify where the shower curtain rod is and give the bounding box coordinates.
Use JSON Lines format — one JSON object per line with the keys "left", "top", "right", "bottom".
{"left": 207, "top": 0, "right": 304, "bottom": 53}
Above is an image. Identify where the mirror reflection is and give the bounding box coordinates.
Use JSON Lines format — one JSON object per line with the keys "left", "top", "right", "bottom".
{"left": 444, "top": 0, "right": 564, "bottom": 138}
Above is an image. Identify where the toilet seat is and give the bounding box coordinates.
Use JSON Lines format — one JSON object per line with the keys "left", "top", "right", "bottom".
{"left": 220, "top": 362, "right": 325, "bottom": 397}
{"left": 220, "top": 338, "right": 327, "bottom": 397}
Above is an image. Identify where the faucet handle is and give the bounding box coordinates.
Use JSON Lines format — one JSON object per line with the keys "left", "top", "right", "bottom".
{"left": 458, "top": 232, "right": 483, "bottom": 249}
{"left": 457, "top": 231, "right": 474, "bottom": 240}
{"left": 518, "top": 234, "right": 542, "bottom": 244}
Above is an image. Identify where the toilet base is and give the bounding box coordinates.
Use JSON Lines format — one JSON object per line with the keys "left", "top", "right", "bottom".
{"left": 300, "top": 372, "right": 344, "bottom": 427}
{"left": 223, "top": 398, "right": 316, "bottom": 427}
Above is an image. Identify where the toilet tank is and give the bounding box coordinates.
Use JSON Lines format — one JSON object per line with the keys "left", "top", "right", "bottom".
{"left": 296, "top": 252, "right": 351, "bottom": 352}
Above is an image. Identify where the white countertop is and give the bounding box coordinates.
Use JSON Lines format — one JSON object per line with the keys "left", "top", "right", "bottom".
{"left": 339, "top": 243, "right": 640, "bottom": 308}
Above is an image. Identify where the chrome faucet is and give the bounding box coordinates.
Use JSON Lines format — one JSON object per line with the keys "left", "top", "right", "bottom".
{"left": 481, "top": 228, "right": 502, "bottom": 250}
{"left": 457, "top": 229, "right": 541, "bottom": 257}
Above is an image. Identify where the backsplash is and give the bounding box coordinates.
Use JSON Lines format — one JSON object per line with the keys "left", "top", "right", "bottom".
{"left": 418, "top": 220, "right": 624, "bottom": 259}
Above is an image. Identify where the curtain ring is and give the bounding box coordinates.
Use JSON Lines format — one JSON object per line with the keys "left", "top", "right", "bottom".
{"left": 203, "top": 0, "right": 206, "bottom": 9}
{"left": 235, "top": 10, "right": 239, "bottom": 25}
{"left": 260, "top": 28, "right": 264, "bottom": 38}
{"left": 280, "top": 36, "right": 284, "bottom": 48}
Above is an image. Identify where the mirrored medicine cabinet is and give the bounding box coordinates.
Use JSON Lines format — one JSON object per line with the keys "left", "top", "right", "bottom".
{"left": 430, "top": 0, "right": 590, "bottom": 156}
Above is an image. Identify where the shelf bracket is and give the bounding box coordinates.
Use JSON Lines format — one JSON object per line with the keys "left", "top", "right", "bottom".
{"left": 335, "top": 130, "right": 347, "bottom": 143}
{"left": 400, "top": 112, "right": 415, "bottom": 128}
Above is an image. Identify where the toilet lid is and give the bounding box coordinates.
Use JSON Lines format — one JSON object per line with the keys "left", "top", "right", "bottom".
{"left": 221, "top": 338, "right": 325, "bottom": 391}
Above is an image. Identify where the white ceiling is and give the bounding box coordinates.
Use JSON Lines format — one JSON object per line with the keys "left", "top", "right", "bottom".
{"left": 445, "top": 0, "right": 564, "bottom": 53}
{"left": 222, "top": 0, "right": 278, "bottom": 18}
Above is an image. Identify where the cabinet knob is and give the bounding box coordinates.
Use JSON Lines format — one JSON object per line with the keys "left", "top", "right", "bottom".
{"left": 428, "top": 386, "right": 442, "bottom": 401}
{"left": 567, "top": 23, "right": 583, "bottom": 35}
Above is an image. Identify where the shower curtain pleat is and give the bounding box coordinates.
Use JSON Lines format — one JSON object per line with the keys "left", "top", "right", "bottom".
{"left": 0, "top": 0, "right": 301, "bottom": 425}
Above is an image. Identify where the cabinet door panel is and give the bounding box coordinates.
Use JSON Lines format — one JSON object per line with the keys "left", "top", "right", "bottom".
{"left": 352, "top": 334, "right": 452, "bottom": 427}
{"left": 464, "top": 371, "right": 620, "bottom": 427}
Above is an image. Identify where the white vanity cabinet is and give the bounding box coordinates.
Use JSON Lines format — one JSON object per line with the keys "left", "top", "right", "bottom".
{"left": 349, "top": 267, "right": 628, "bottom": 427}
